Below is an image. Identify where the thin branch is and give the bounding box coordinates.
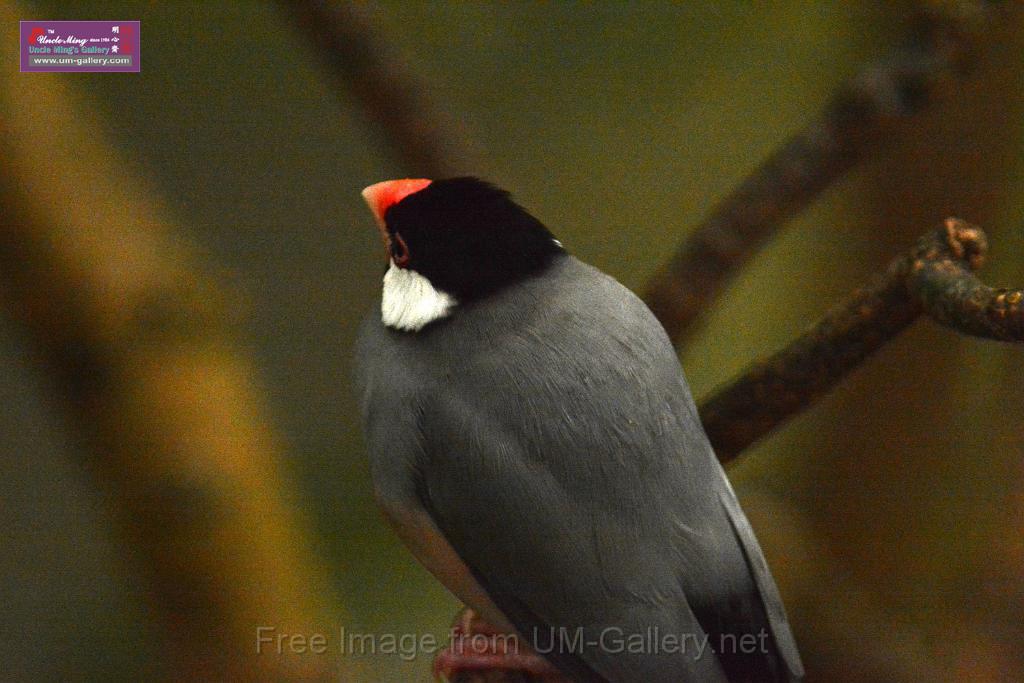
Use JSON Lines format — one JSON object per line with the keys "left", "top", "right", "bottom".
{"left": 908, "top": 225, "right": 1024, "bottom": 340}
{"left": 280, "top": 0, "right": 477, "bottom": 177}
{"left": 644, "top": 2, "right": 1009, "bottom": 346}
{"left": 700, "top": 218, "right": 1022, "bottom": 463}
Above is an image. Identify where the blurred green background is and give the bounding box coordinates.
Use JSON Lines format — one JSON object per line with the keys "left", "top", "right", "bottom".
{"left": 2, "top": 1, "right": 1023, "bottom": 681}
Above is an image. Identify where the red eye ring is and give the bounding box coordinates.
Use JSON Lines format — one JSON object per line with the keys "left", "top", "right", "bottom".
{"left": 391, "top": 232, "right": 411, "bottom": 267}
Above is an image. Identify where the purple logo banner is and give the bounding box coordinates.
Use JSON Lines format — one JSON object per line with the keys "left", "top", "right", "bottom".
{"left": 20, "top": 20, "right": 139, "bottom": 72}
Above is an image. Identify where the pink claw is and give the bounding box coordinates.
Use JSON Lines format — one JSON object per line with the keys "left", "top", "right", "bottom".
{"left": 433, "top": 609, "right": 569, "bottom": 682}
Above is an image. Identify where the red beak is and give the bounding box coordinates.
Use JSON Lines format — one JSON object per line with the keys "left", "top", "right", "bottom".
{"left": 361, "top": 178, "right": 432, "bottom": 229}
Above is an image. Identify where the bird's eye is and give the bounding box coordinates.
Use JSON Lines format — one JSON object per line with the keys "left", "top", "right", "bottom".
{"left": 391, "top": 232, "right": 411, "bottom": 267}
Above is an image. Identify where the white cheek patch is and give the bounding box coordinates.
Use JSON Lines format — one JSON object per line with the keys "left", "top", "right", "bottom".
{"left": 381, "top": 260, "right": 457, "bottom": 331}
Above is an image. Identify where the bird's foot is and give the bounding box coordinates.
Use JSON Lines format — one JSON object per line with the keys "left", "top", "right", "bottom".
{"left": 433, "top": 608, "right": 569, "bottom": 682}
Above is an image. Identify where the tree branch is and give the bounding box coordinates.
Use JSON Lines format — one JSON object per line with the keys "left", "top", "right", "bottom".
{"left": 700, "top": 218, "right": 1022, "bottom": 463}
{"left": 908, "top": 224, "right": 1024, "bottom": 341}
{"left": 280, "top": 0, "right": 477, "bottom": 177}
{"left": 644, "top": 2, "right": 1009, "bottom": 346}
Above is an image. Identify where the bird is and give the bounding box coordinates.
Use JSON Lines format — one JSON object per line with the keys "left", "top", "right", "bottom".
{"left": 354, "top": 177, "right": 804, "bottom": 682}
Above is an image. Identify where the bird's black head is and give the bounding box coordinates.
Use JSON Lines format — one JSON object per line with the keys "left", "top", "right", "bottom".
{"left": 363, "top": 177, "right": 565, "bottom": 303}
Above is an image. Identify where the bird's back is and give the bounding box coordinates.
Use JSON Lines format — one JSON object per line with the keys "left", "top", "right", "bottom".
{"left": 357, "top": 256, "right": 802, "bottom": 682}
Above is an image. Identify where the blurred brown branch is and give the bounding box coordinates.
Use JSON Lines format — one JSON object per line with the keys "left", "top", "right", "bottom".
{"left": 643, "top": 1, "right": 1008, "bottom": 346}
{"left": 700, "top": 218, "right": 1023, "bottom": 462}
{"left": 0, "top": 2, "right": 346, "bottom": 680}
{"left": 280, "top": 0, "right": 478, "bottom": 177}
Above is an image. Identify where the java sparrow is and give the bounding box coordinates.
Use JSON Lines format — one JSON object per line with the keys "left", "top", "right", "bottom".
{"left": 354, "top": 177, "right": 804, "bottom": 682}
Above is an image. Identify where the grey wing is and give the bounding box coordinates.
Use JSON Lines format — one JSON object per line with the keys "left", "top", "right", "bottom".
{"left": 716, "top": 476, "right": 804, "bottom": 682}
{"left": 418, "top": 397, "right": 730, "bottom": 683}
